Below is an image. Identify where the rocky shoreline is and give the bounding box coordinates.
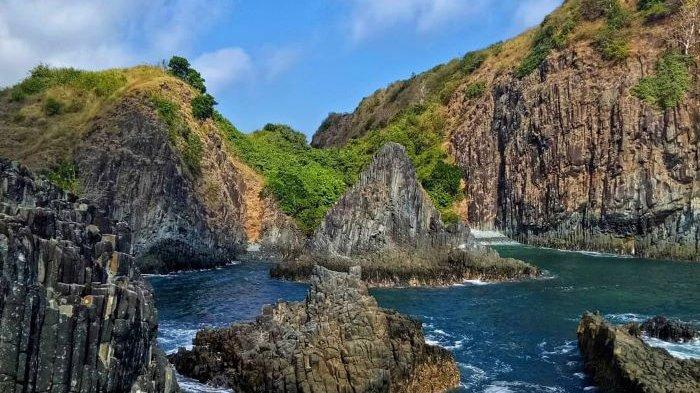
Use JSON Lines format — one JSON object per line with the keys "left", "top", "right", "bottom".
{"left": 0, "top": 159, "right": 178, "bottom": 392}
{"left": 170, "top": 265, "right": 460, "bottom": 392}
{"left": 577, "top": 312, "right": 700, "bottom": 393}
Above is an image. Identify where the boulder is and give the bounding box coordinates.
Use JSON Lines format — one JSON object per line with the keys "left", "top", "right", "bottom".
{"left": 171, "top": 265, "right": 460, "bottom": 392}
{"left": 641, "top": 315, "right": 699, "bottom": 343}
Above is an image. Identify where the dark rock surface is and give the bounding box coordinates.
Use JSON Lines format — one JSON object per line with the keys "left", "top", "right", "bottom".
{"left": 641, "top": 316, "right": 699, "bottom": 343}
{"left": 577, "top": 312, "right": 700, "bottom": 393}
{"left": 0, "top": 158, "right": 178, "bottom": 392}
{"left": 171, "top": 265, "right": 460, "bottom": 392}
{"left": 277, "top": 142, "right": 538, "bottom": 286}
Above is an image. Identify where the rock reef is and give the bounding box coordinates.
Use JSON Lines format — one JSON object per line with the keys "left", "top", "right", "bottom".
{"left": 641, "top": 315, "right": 699, "bottom": 343}
{"left": 171, "top": 265, "right": 460, "bottom": 392}
{"left": 0, "top": 158, "right": 178, "bottom": 392}
{"left": 275, "top": 143, "right": 538, "bottom": 286}
{"left": 577, "top": 312, "right": 700, "bottom": 393}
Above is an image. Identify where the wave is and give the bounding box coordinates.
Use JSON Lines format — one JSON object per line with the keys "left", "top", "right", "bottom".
{"left": 144, "top": 261, "right": 242, "bottom": 278}
{"left": 643, "top": 336, "right": 700, "bottom": 360}
{"left": 422, "top": 323, "right": 468, "bottom": 351}
{"left": 483, "top": 380, "right": 565, "bottom": 393}
{"left": 604, "top": 312, "right": 650, "bottom": 324}
{"left": 177, "top": 374, "right": 232, "bottom": 393}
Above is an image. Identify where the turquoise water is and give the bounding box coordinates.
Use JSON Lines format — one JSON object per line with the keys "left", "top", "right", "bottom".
{"left": 148, "top": 245, "right": 700, "bottom": 392}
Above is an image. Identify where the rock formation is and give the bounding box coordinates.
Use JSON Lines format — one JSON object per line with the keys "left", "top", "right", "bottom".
{"left": 274, "top": 143, "right": 538, "bottom": 286}
{"left": 171, "top": 265, "right": 460, "bottom": 392}
{"left": 641, "top": 315, "right": 699, "bottom": 342}
{"left": 313, "top": 4, "right": 699, "bottom": 261}
{"left": 0, "top": 158, "right": 178, "bottom": 392}
{"left": 577, "top": 312, "right": 700, "bottom": 393}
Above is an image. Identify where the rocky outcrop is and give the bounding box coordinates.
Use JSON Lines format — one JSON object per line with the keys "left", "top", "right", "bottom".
{"left": 0, "top": 158, "right": 178, "bottom": 392}
{"left": 641, "top": 315, "right": 699, "bottom": 342}
{"left": 577, "top": 312, "right": 700, "bottom": 393}
{"left": 310, "top": 142, "right": 471, "bottom": 255}
{"left": 171, "top": 265, "right": 460, "bottom": 392}
{"left": 275, "top": 142, "right": 538, "bottom": 286}
{"left": 313, "top": 7, "right": 699, "bottom": 261}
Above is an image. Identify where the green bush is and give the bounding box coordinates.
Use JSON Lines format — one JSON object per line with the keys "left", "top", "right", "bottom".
{"left": 191, "top": 94, "right": 217, "bottom": 120}
{"left": 43, "top": 97, "right": 63, "bottom": 116}
{"left": 632, "top": 52, "right": 692, "bottom": 109}
{"left": 464, "top": 81, "right": 486, "bottom": 99}
{"left": 46, "top": 161, "right": 80, "bottom": 193}
{"left": 150, "top": 94, "right": 203, "bottom": 173}
{"left": 167, "top": 56, "right": 207, "bottom": 93}
{"left": 594, "top": 0, "right": 631, "bottom": 60}
{"left": 638, "top": 0, "right": 675, "bottom": 21}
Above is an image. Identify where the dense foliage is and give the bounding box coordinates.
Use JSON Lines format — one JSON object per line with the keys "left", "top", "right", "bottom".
{"left": 595, "top": 0, "right": 632, "bottom": 61}
{"left": 632, "top": 51, "right": 692, "bottom": 109}
{"left": 168, "top": 56, "right": 217, "bottom": 120}
{"left": 191, "top": 93, "right": 217, "bottom": 120}
{"left": 516, "top": 9, "right": 577, "bottom": 78}
{"left": 9, "top": 65, "right": 127, "bottom": 102}
{"left": 46, "top": 161, "right": 81, "bottom": 193}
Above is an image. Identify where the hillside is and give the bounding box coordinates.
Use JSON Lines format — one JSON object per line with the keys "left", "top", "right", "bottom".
{"left": 312, "top": 0, "right": 700, "bottom": 261}
{"left": 0, "top": 63, "right": 299, "bottom": 272}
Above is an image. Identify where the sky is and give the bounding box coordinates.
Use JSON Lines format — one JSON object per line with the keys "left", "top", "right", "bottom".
{"left": 0, "top": 0, "right": 562, "bottom": 137}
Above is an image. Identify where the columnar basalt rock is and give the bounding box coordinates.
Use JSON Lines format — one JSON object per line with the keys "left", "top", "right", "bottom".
{"left": 577, "top": 312, "right": 700, "bottom": 393}
{"left": 171, "top": 265, "right": 460, "bottom": 392}
{"left": 0, "top": 158, "right": 178, "bottom": 392}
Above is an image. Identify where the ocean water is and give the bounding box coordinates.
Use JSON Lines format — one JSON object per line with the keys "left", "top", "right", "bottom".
{"left": 148, "top": 245, "right": 700, "bottom": 392}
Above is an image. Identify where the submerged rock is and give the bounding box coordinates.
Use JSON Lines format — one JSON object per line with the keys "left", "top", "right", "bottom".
{"left": 577, "top": 312, "right": 700, "bottom": 393}
{"left": 171, "top": 265, "right": 460, "bottom": 392}
{"left": 640, "top": 315, "right": 699, "bottom": 343}
{"left": 275, "top": 142, "right": 538, "bottom": 286}
{"left": 0, "top": 158, "right": 178, "bottom": 392}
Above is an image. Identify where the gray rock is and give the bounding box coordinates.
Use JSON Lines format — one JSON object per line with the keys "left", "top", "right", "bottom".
{"left": 171, "top": 265, "right": 460, "bottom": 393}
{"left": 0, "top": 158, "right": 178, "bottom": 392}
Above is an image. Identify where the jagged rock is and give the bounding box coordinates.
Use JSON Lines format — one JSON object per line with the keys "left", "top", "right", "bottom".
{"left": 577, "top": 312, "right": 700, "bottom": 393}
{"left": 641, "top": 316, "right": 699, "bottom": 343}
{"left": 171, "top": 265, "right": 460, "bottom": 392}
{"left": 275, "top": 143, "right": 538, "bottom": 286}
{"left": 0, "top": 158, "right": 178, "bottom": 392}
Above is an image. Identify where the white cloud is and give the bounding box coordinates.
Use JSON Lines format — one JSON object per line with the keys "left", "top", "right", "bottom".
{"left": 193, "top": 47, "right": 253, "bottom": 94}
{"left": 348, "top": 0, "right": 490, "bottom": 41}
{"left": 513, "top": 0, "right": 562, "bottom": 28}
{"left": 262, "top": 46, "right": 303, "bottom": 80}
{"left": 0, "top": 0, "right": 231, "bottom": 87}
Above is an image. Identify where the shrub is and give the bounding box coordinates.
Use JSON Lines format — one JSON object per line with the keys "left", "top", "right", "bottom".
{"left": 632, "top": 51, "right": 691, "bottom": 109}
{"left": 464, "top": 81, "right": 486, "bottom": 99}
{"left": 594, "top": 0, "right": 631, "bottom": 60}
{"left": 46, "top": 161, "right": 80, "bottom": 193}
{"left": 43, "top": 97, "right": 63, "bottom": 116}
{"left": 638, "top": 0, "right": 675, "bottom": 20}
{"left": 167, "top": 56, "right": 207, "bottom": 93}
{"left": 461, "top": 51, "right": 487, "bottom": 74}
{"left": 191, "top": 94, "right": 217, "bottom": 120}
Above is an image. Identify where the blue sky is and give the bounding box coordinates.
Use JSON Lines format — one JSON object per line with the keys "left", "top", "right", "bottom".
{"left": 0, "top": 0, "right": 561, "bottom": 137}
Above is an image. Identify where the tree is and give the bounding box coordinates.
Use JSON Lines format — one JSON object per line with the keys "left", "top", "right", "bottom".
{"left": 191, "top": 94, "right": 217, "bottom": 120}
{"left": 672, "top": 0, "right": 699, "bottom": 54}
{"left": 168, "top": 56, "right": 190, "bottom": 79}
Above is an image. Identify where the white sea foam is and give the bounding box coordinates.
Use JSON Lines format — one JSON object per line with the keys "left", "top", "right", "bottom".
{"left": 604, "top": 313, "right": 650, "bottom": 324}
{"left": 469, "top": 229, "right": 520, "bottom": 246}
{"left": 643, "top": 336, "right": 700, "bottom": 360}
{"left": 484, "top": 380, "right": 565, "bottom": 393}
{"left": 573, "top": 372, "right": 586, "bottom": 380}
{"left": 177, "top": 374, "right": 232, "bottom": 393}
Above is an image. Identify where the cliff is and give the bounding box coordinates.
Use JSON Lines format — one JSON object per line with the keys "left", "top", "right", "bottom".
{"left": 0, "top": 158, "right": 178, "bottom": 392}
{"left": 0, "top": 66, "right": 299, "bottom": 272}
{"left": 577, "top": 312, "right": 700, "bottom": 393}
{"left": 171, "top": 265, "right": 460, "bottom": 392}
{"left": 273, "top": 143, "right": 539, "bottom": 286}
{"left": 312, "top": 0, "right": 700, "bottom": 261}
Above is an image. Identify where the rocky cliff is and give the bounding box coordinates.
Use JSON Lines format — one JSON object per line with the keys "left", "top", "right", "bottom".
{"left": 171, "top": 265, "right": 460, "bottom": 392}
{"left": 274, "top": 143, "right": 539, "bottom": 286}
{"left": 0, "top": 67, "right": 299, "bottom": 272}
{"left": 313, "top": 1, "right": 700, "bottom": 261}
{"left": 0, "top": 158, "right": 178, "bottom": 392}
{"left": 577, "top": 312, "right": 700, "bottom": 393}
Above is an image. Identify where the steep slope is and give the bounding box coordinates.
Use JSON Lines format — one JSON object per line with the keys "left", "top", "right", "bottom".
{"left": 313, "top": 0, "right": 700, "bottom": 261}
{"left": 0, "top": 66, "right": 299, "bottom": 272}
{"left": 0, "top": 158, "right": 178, "bottom": 392}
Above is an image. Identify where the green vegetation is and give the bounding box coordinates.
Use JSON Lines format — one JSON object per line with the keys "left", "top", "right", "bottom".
{"left": 150, "top": 94, "right": 203, "bottom": 173}
{"left": 464, "top": 81, "right": 487, "bottom": 99}
{"left": 191, "top": 93, "right": 217, "bottom": 120}
{"left": 45, "top": 161, "right": 81, "bottom": 193}
{"left": 43, "top": 97, "right": 63, "bottom": 116}
{"left": 9, "top": 64, "right": 127, "bottom": 102}
{"left": 516, "top": 9, "right": 578, "bottom": 78}
{"left": 595, "top": 0, "right": 631, "bottom": 60}
{"left": 632, "top": 51, "right": 692, "bottom": 109}
{"left": 167, "top": 56, "right": 207, "bottom": 93}
{"left": 638, "top": 0, "right": 674, "bottom": 20}
{"left": 434, "top": 50, "right": 488, "bottom": 103}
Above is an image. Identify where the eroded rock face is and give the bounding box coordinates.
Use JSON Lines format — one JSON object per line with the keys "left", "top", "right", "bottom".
{"left": 641, "top": 316, "right": 699, "bottom": 343}
{"left": 311, "top": 142, "right": 472, "bottom": 255}
{"left": 171, "top": 265, "right": 460, "bottom": 392}
{"left": 0, "top": 158, "right": 178, "bottom": 392}
{"left": 577, "top": 312, "right": 700, "bottom": 393}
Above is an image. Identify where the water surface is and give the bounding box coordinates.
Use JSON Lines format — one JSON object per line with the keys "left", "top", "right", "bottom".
{"left": 148, "top": 245, "right": 700, "bottom": 392}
